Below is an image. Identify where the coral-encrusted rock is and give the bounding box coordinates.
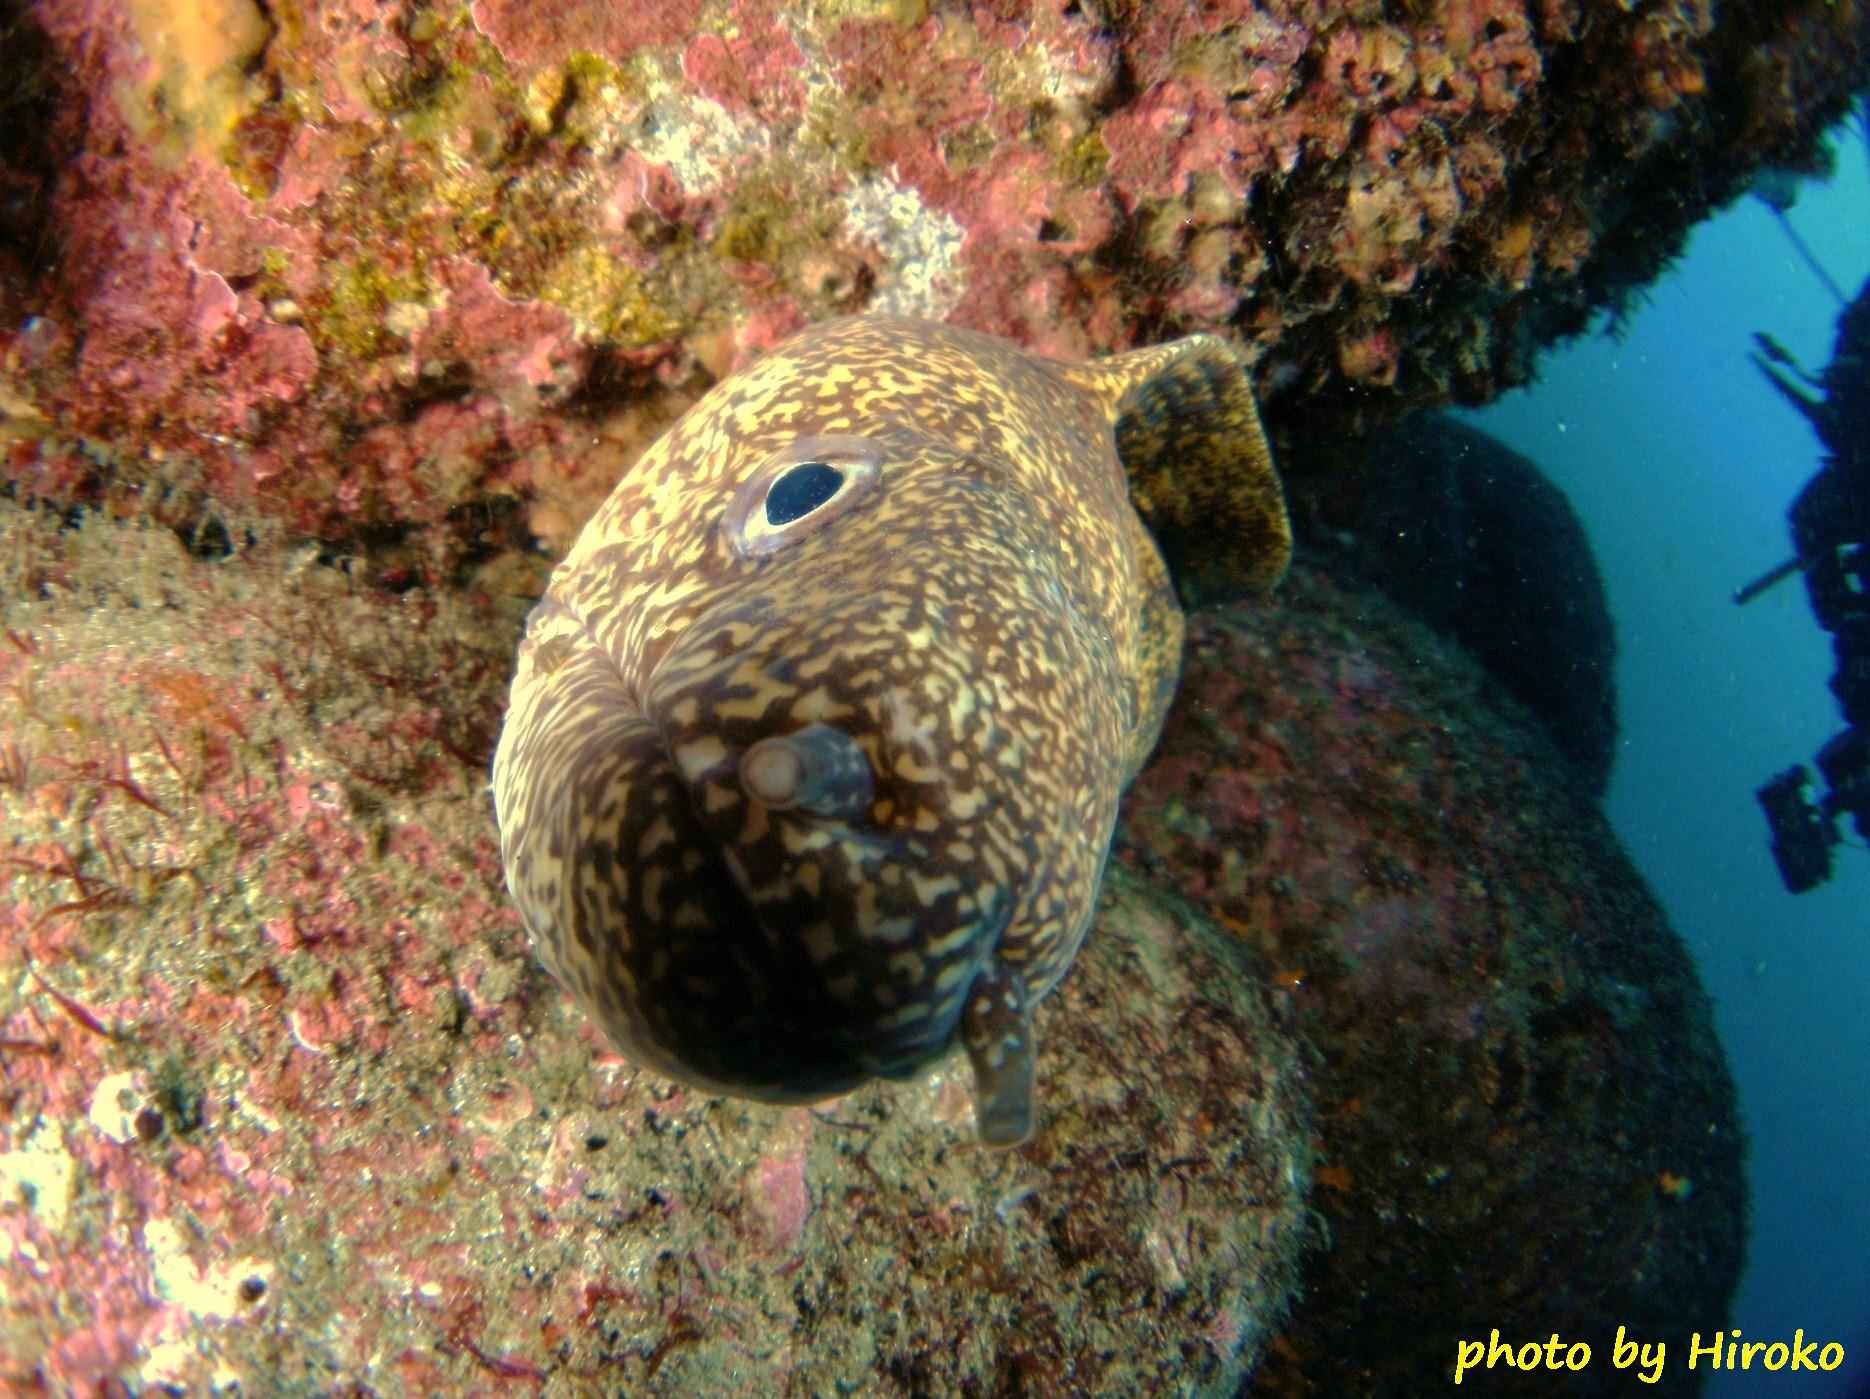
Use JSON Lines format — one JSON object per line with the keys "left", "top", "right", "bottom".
{"left": 0, "top": 496, "right": 1310, "bottom": 1394}
{"left": 0, "top": 485, "right": 1739, "bottom": 1391}
{"left": 1115, "top": 563, "right": 1744, "bottom": 1398}
{"left": 1283, "top": 412, "right": 1619, "bottom": 797}
{"left": 2, "top": 0, "right": 1864, "bottom": 552}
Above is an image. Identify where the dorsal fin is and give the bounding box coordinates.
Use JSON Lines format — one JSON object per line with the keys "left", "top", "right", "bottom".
{"left": 1060, "top": 336, "right": 1291, "bottom": 607}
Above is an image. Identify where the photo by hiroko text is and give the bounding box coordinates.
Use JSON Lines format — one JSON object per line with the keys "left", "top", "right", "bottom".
{"left": 1453, "top": 1326, "right": 1848, "bottom": 1384}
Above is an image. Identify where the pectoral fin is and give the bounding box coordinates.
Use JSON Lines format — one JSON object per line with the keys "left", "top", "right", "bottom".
{"left": 961, "top": 964, "right": 1036, "bottom": 1148}
{"left": 1060, "top": 335, "right": 1291, "bottom": 607}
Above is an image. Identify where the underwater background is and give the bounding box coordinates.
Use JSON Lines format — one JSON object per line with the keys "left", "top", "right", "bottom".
{"left": 1466, "top": 117, "right": 1870, "bottom": 1396}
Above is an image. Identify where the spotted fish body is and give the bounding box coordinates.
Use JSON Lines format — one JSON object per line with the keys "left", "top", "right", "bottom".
{"left": 492, "top": 315, "right": 1288, "bottom": 1145}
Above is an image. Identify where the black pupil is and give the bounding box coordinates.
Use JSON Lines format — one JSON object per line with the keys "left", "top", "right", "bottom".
{"left": 765, "top": 462, "right": 843, "bottom": 526}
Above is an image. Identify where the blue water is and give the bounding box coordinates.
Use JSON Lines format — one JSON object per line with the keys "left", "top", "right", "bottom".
{"left": 1464, "top": 116, "right": 1870, "bottom": 1396}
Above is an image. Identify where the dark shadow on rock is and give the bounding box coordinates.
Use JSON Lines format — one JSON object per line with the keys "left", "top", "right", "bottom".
{"left": 1117, "top": 562, "right": 1742, "bottom": 1397}
{"left": 0, "top": 1, "right": 66, "bottom": 283}
{"left": 1282, "top": 411, "right": 1619, "bottom": 798}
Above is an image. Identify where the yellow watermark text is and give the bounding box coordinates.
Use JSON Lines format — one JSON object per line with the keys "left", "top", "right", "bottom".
{"left": 1453, "top": 1326, "right": 1846, "bottom": 1385}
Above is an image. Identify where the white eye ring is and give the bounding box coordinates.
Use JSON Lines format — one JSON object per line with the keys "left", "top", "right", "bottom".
{"left": 722, "top": 435, "right": 884, "bottom": 559}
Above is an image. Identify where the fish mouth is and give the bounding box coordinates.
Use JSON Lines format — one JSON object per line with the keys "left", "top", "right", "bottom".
{"left": 618, "top": 587, "right": 1025, "bottom": 1094}
{"left": 857, "top": 887, "right": 1014, "bottom": 1080}
{"left": 595, "top": 733, "right": 881, "bottom": 1102}
{"left": 660, "top": 716, "right": 1020, "bottom": 1088}
{"left": 524, "top": 673, "right": 1015, "bottom": 1105}
{"left": 637, "top": 702, "right": 1017, "bottom": 1079}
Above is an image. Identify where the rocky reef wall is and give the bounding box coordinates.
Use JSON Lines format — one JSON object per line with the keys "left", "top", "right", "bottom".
{"left": 1, "top": 0, "right": 1864, "bottom": 562}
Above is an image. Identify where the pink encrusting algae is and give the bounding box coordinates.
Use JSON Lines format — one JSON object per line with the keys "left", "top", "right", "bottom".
{"left": 1, "top": 0, "right": 1862, "bottom": 556}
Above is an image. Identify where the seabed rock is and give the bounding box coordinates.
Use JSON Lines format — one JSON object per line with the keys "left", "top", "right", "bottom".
{"left": 1283, "top": 412, "right": 1620, "bottom": 798}
{"left": 0, "top": 497, "right": 1317, "bottom": 1394}
{"left": 1119, "top": 563, "right": 1743, "bottom": 1398}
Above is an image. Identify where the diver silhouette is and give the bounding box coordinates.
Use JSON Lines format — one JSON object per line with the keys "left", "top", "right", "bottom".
{"left": 1737, "top": 263, "right": 1870, "bottom": 893}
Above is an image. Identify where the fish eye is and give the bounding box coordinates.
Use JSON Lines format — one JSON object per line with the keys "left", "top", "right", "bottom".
{"left": 765, "top": 461, "right": 844, "bottom": 526}
{"left": 723, "top": 434, "right": 884, "bottom": 558}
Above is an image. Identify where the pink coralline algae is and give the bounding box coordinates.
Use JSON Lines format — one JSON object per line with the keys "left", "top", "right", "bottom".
{"left": 1, "top": 0, "right": 1864, "bottom": 558}
{"left": 681, "top": 26, "right": 809, "bottom": 123}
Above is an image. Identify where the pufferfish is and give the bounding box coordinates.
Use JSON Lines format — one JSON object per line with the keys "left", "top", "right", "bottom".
{"left": 491, "top": 314, "right": 1289, "bottom": 1146}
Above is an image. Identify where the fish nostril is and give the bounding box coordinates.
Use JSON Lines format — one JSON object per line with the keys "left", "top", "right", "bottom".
{"left": 740, "top": 738, "right": 804, "bottom": 806}
{"left": 738, "top": 723, "right": 876, "bottom": 819}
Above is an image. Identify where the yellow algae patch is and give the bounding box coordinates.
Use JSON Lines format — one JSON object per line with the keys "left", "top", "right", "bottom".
{"left": 119, "top": 0, "right": 271, "bottom": 159}
{"left": 534, "top": 246, "right": 680, "bottom": 347}
{"left": 144, "top": 1217, "right": 276, "bottom": 1322}
{"left": 809, "top": 0, "right": 929, "bottom": 22}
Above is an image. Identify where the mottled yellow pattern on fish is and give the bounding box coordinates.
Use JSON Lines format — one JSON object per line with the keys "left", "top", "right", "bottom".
{"left": 492, "top": 314, "right": 1288, "bottom": 1145}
